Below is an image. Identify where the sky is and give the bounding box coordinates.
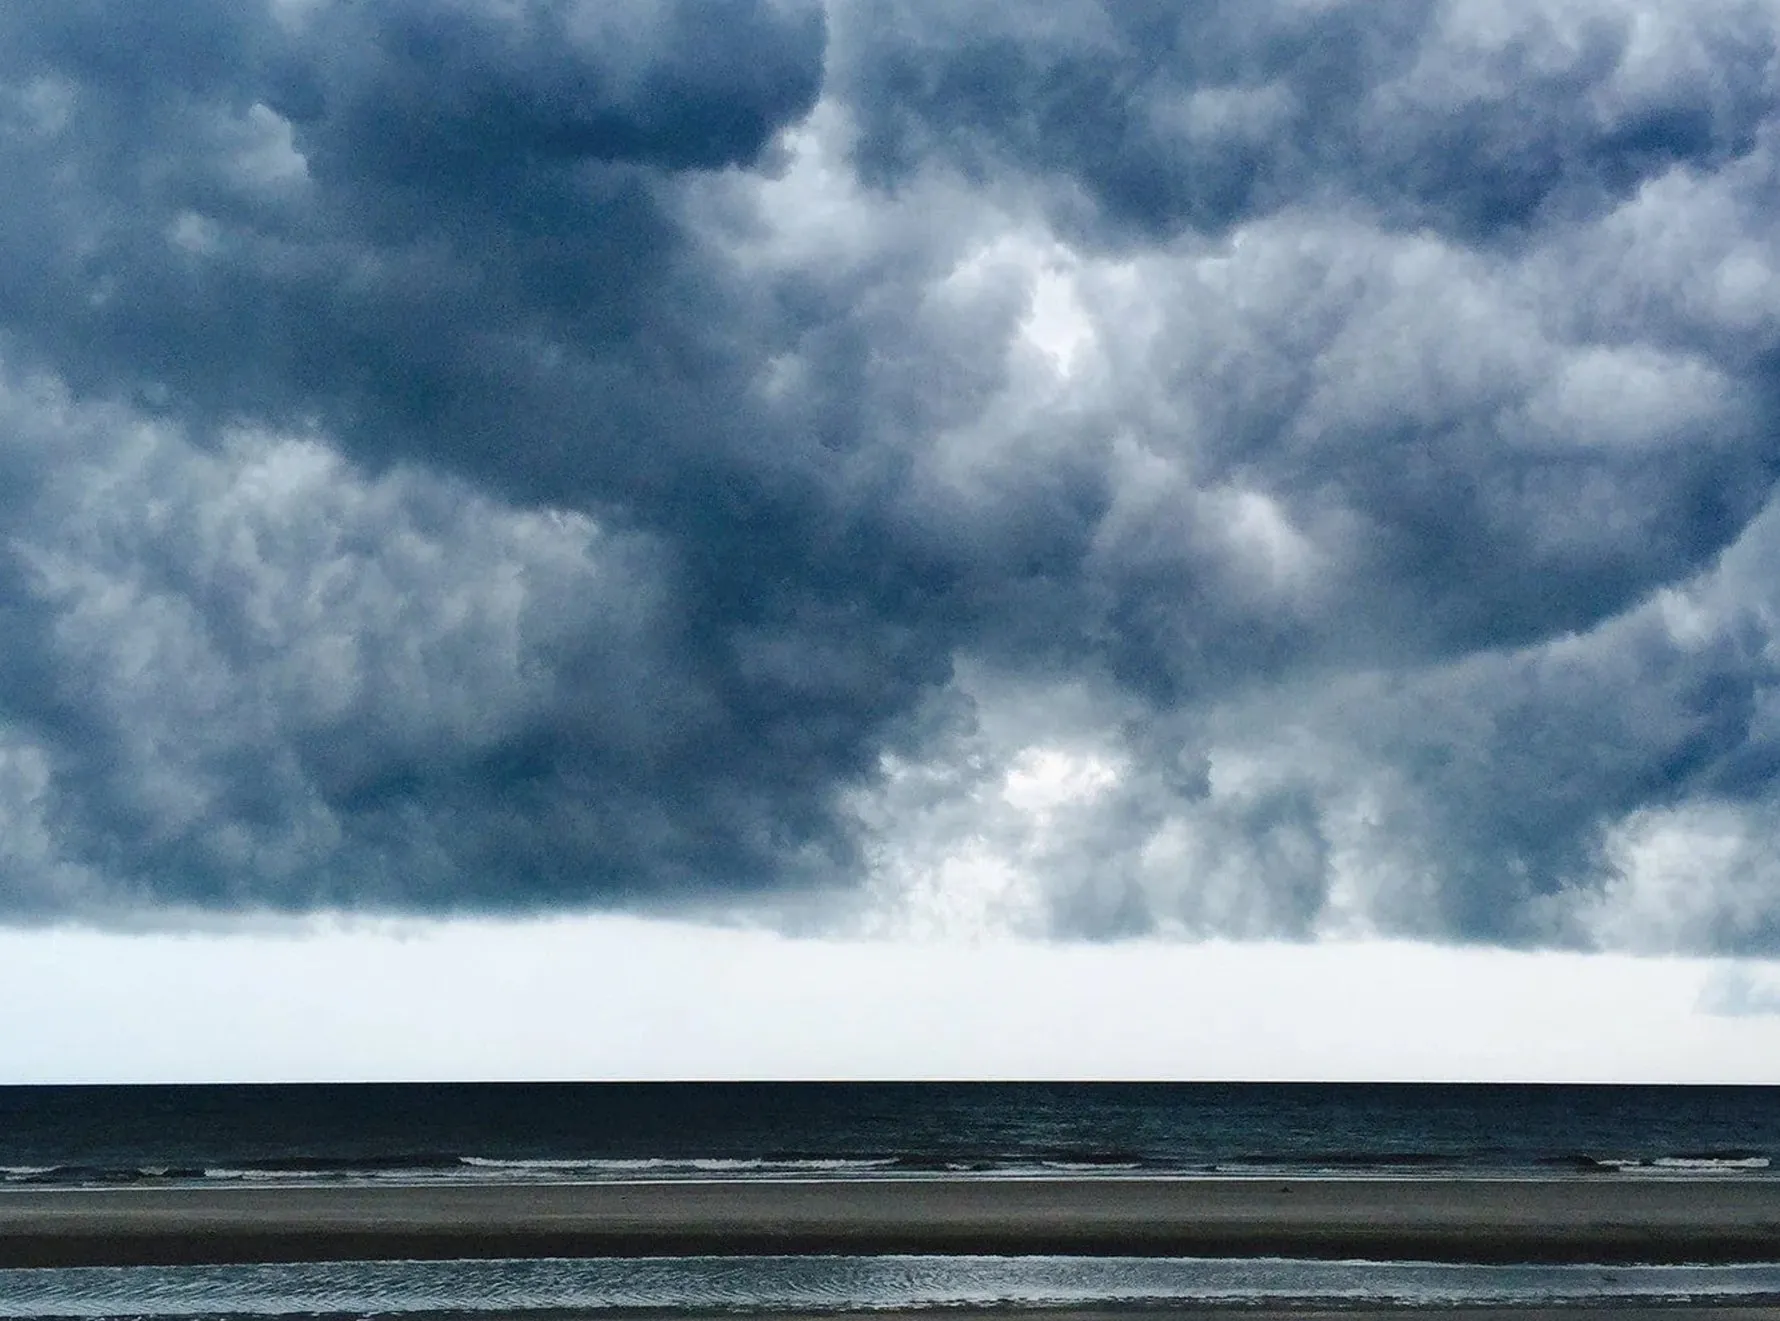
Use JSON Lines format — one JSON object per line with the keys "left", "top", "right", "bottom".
{"left": 5, "top": 0, "right": 1780, "bottom": 1080}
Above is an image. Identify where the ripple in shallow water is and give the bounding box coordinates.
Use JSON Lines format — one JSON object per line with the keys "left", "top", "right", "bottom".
{"left": 4, "top": 1255, "right": 1780, "bottom": 1318}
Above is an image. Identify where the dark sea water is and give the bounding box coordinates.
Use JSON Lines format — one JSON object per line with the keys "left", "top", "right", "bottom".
{"left": 3, "top": 1082, "right": 1777, "bottom": 1185}
{"left": 2, "top": 1083, "right": 1778, "bottom": 1318}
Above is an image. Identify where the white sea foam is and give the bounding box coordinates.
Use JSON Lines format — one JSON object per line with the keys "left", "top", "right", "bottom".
{"left": 1594, "top": 1155, "right": 1772, "bottom": 1174}
{"left": 1037, "top": 1159, "right": 1144, "bottom": 1172}
{"left": 186, "top": 1155, "right": 911, "bottom": 1188}
{"left": 457, "top": 1155, "right": 899, "bottom": 1178}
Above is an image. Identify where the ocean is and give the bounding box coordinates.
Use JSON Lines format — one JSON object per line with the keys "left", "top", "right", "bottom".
{"left": 1, "top": 1082, "right": 1777, "bottom": 1317}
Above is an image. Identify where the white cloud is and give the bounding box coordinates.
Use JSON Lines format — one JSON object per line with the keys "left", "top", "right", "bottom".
{"left": 1699, "top": 962, "right": 1780, "bottom": 1017}
{"left": 1578, "top": 803, "right": 1780, "bottom": 953}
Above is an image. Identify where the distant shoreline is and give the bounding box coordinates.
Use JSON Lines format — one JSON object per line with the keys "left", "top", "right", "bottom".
{"left": 4, "top": 1176, "right": 1780, "bottom": 1267}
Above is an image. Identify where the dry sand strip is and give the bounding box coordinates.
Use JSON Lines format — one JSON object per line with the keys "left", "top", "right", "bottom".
{"left": 766, "top": 1312, "right": 1780, "bottom": 1321}
{"left": 804, "top": 1312, "right": 1780, "bottom": 1321}
{"left": 2, "top": 1178, "right": 1780, "bottom": 1268}
{"left": 832, "top": 1312, "right": 1780, "bottom": 1321}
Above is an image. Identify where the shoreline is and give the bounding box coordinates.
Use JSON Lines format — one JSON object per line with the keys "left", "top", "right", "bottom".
{"left": 3, "top": 1177, "right": 1780, "bottom": 1268}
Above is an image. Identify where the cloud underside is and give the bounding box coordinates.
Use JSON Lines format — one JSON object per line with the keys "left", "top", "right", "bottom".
{"left": 4, "top": 0, "right": 1780, "bottom": 951}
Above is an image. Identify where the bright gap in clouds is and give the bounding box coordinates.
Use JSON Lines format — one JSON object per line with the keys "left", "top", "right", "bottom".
{"left": 3, "top": 919, "right": 1777, "bottom": 1084}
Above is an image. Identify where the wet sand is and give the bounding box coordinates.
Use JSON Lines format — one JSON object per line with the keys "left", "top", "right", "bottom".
{"left": 2, "top": 1177, "right": 1779, "bottom": 1268}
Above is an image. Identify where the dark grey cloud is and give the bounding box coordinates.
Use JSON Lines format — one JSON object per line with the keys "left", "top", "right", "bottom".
{"left": 837, "top": 0, "right": 1775, "bottom": 243}
{"left": 3, "top": 0, "right": 1780, "bottom": 951}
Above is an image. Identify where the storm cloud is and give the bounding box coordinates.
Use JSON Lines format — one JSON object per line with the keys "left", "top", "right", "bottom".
{"left": 4, "top": 0, "right": 1780, "bottom": 951}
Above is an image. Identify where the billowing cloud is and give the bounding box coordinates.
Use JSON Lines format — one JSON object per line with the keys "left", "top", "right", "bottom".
{"left": 838, "top": 0, "right": 1775, "bottom": 243}
{"left": 4, "top": 0, "right": 1780, "bottom": 951}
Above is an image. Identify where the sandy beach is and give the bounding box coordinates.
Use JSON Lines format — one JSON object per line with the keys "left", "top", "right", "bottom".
{"left": 1, "top": 1177, "right": 1778, "bottom": 1267}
